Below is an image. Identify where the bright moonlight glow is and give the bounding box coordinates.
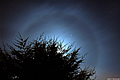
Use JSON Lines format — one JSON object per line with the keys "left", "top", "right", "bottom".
{"left": 57, "top": 47, "right": 68, "bottom": 57}
{"left": 57, "top": 47, "right": 65, "bottom": 53}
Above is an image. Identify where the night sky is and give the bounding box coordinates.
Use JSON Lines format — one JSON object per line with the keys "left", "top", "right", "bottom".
{"left": 1, "top": 1, "right": 120, "bottom": 80}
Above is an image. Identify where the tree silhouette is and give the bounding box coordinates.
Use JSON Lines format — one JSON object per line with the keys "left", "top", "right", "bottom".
{"left": 0, "top": 32, "right": 96, "bottom": 80}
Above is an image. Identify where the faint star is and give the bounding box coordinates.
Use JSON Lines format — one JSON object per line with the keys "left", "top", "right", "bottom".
{"left": 110, "top": 11, "right": 112, "bottom": 13}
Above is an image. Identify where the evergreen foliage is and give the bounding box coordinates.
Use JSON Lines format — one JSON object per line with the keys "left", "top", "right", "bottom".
{"left": 0, "top": 32, "right": 96, "bottom": 80}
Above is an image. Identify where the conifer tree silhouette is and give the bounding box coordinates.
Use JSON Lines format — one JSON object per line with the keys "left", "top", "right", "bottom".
{"left": 0, "top": 32, "right": 96, "bottom": 80}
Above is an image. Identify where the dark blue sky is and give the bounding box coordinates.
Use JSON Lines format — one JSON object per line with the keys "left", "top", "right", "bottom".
{"left": 1, "top": 1, "right": 120, "bottom": 80}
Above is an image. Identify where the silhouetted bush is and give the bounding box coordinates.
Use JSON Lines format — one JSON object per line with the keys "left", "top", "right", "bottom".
{"left": 0, "top": 32, "right": 96, "bottom": 80}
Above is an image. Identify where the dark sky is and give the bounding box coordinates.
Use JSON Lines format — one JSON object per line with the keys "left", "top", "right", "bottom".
{"left": 1, "top": 1, "right": 120, "bottom": 80}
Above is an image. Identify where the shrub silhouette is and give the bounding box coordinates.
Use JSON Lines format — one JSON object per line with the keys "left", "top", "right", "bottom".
{"left": 0, "top": 32, "right": 96, "bottom": 80}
